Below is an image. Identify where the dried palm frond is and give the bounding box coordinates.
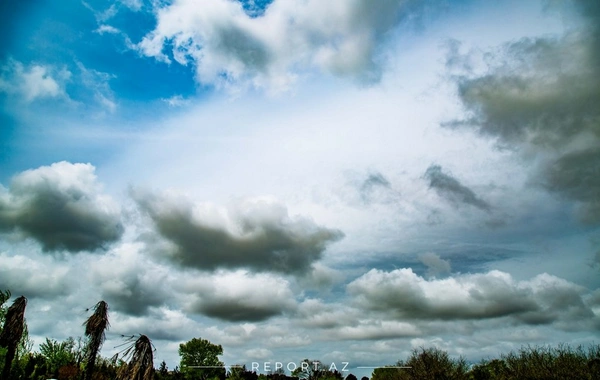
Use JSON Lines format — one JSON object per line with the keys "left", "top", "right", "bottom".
{"left": 0, "top": 295, "right": 27, "bottom": 380}
{"left": 83, "top": 300, "right": 110, "bottom": 380}
{"left": 117, "top": 334, "right": 155, "bottom": 380}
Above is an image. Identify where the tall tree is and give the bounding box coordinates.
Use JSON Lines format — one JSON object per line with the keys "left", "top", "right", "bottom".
{"left": 179, "top": 337, "right": 224, "bottom": 380}
{"left": 117, "top": 335, "right": 155, "bottom": 380}
{"left": 0, "top": 295, "right": 27, "bottom": 380}
{"left": 83, "top": 300, "right": 109, "bottom": 380}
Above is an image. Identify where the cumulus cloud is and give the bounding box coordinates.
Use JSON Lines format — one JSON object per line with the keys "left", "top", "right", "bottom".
{"left": 0, "top": 59, "right": 70, "bottom": 101}
{"left": 91, "top": 243, "right": 172, "bottom": 316}
{"left": 347, "top": 268, "right": 594, "bottom": 327}
{"left": 0, "top": 162, "right": 123, "bottom": 252}
{"left": 136, "top": 0, "right": 422, "bottom": 90}
{"left": 180, "top": 270, "right": 296, "bottom": 322}
{"left": 133, "top": 190, "right": 343, "bottom": 274}
{"left": 424, "top": 165, "right": 491, "bottom": 212}
{"left": 446, "top": 2, "right": 600, "bottom": 222}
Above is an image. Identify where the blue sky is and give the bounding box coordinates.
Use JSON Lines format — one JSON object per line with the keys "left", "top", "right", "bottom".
{"left": 1, "top": 0, "right": 599, "bottom": 375}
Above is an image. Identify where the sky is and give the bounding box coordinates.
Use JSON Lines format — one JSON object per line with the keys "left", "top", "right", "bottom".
{"left": 1, "top": 0, "right": 599, "bottom": 376}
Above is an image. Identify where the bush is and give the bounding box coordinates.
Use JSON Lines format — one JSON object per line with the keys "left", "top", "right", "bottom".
{"left": 469, "top": 344, "right": 600, "bottom": 380}
{"left": 372, "top": 347, "right": 468, "bottom": 380}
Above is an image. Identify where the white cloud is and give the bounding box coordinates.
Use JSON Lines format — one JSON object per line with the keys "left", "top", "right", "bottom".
{"left": 0, "top": 60, "right": 70, "bottom": 102}
{"left": 137, "top": 0, "right": 416, "bottom": 91}
{"left": 0, "top": 253, "right": 72, "bottom": 298}
{"left": 121, "top": 0, "right": 143, "bottom": 12}
{"left": 161, "top": 94, "right": 191, "bottom": 107}
{"left": 95, "top": 24, "right": 120, "bottom": 35}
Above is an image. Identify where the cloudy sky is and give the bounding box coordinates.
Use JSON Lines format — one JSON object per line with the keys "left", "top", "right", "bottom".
{"left": 1, "top": 0, "right": 599, "bottom": 375}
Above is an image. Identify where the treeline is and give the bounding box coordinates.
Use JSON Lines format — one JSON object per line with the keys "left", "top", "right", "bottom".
{"left": 372, "top": 346, "right": 600, "bottom": 380}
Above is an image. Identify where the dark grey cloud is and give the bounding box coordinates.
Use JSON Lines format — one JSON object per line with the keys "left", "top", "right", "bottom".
{"left": 541, "top": 147, "right": 600, "bottom": 223}
{"left": 0, "top": 162, "right": 123, "bottom": 252}
{"left": 194, "top": 300, "right": 285, "bottom": 322}
{"left": 133, "top": 190, "right": 343, "bottom": 274}
{"left": 424, "top": 165, "right": 491, "bottom": 212}
{"left": 348, "top": 269, "right": 594, "bottom": 327}
{"left": 446, "top": 2, "right": 600, "bottom": 222}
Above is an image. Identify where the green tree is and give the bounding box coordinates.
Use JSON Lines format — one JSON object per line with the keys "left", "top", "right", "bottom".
{"left": 158, "top": 360, "right": 169, "bottom": 378}
{"left": 39, "top": 337, "right": 77, "bottom": 377}
{"left": 179, "top": 338, "right": 224, "bottom": 380}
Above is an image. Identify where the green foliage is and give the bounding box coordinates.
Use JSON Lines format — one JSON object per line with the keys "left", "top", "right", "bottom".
{"left": 227, "top": 364, "right": 258, "bottom": 380}
{"left": 39, "top": 337, "right": 77, "bottom": 376}
{"left": 472, "top": 344, "right": 600, "bottom": 380}
{"left": 372, "top": 344, "right": 600, "bottom": 380}
{"left": 373, "top": 347, "right": 468, "bottom": 380}
{"left": 179, "top": 337, "right": 225, "bottom": 380}
{"left": 158, "top": 360, "right": 169, "bottom": 379}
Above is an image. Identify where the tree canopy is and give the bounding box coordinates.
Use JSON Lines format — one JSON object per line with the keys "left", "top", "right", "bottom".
{"left": 179, "top": 337, "right": 225, "bottom": 380}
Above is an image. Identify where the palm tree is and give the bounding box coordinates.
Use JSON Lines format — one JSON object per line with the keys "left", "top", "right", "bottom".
{"left": 0, "top": 295, "right": 27, "bottom": 380}
{"left": 117, "top": 335, "right": 155, "bottom": 380}
{"left": 83, "top": 300, "right": 109, "bottom": 380}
